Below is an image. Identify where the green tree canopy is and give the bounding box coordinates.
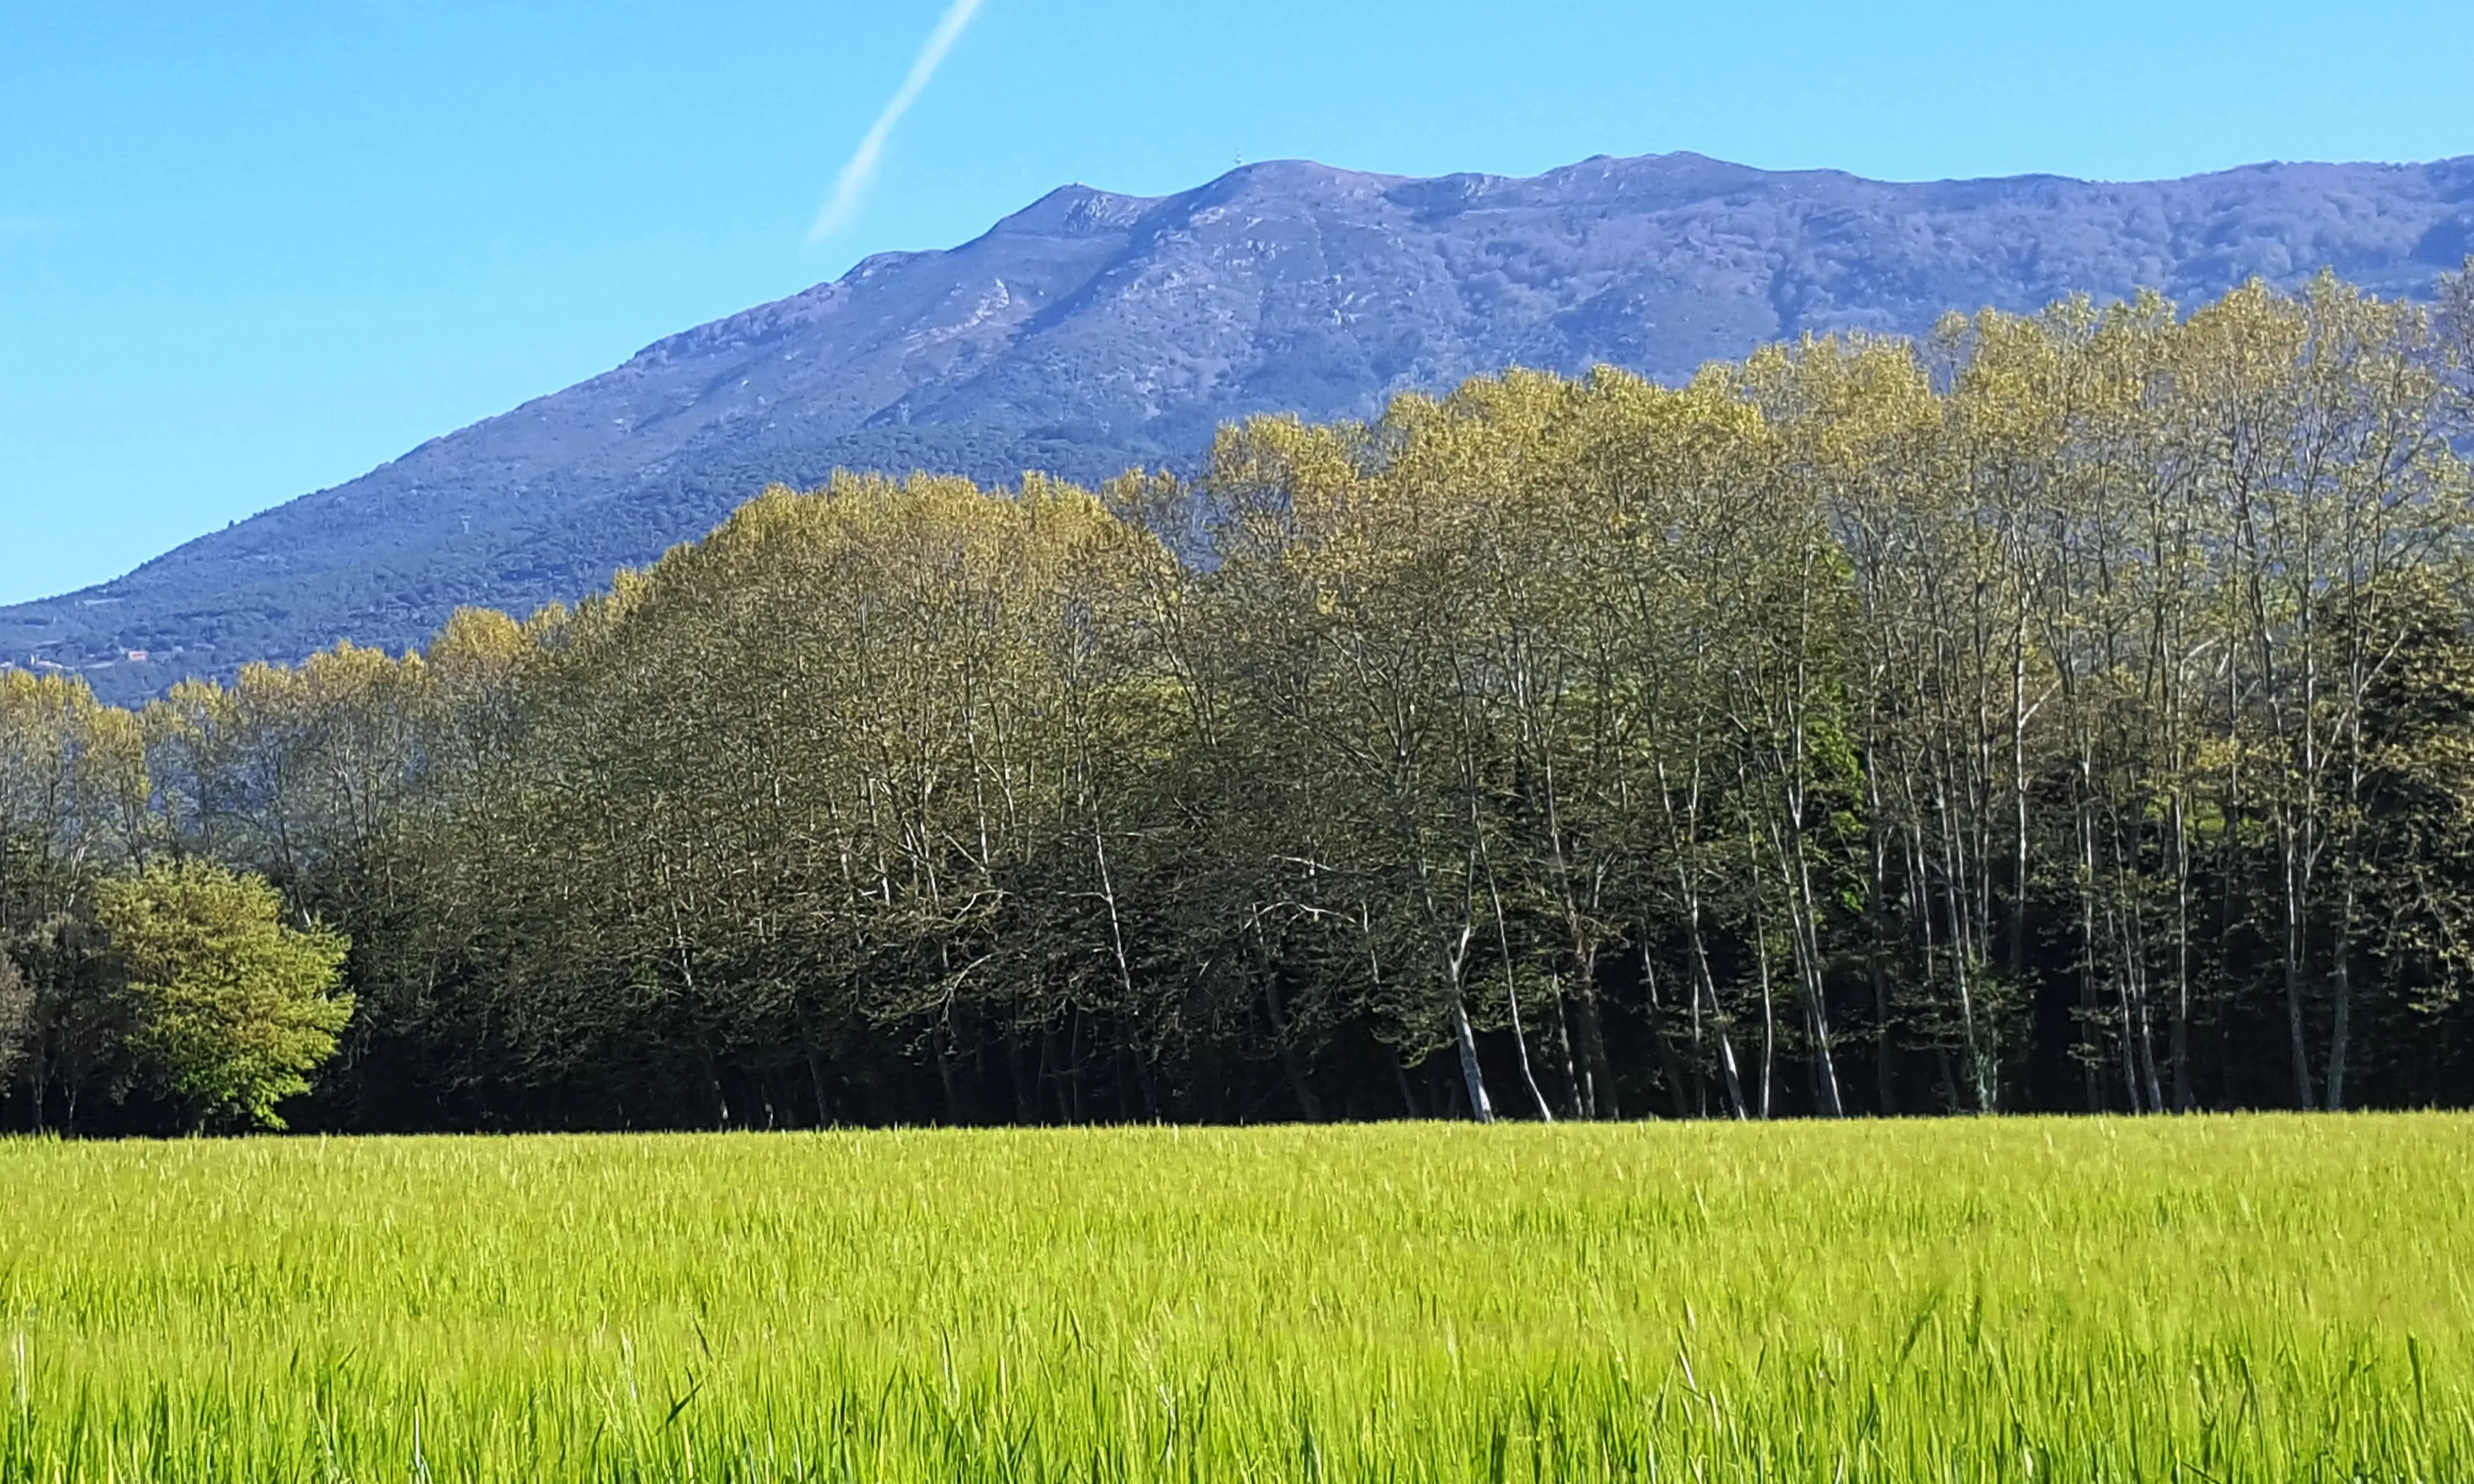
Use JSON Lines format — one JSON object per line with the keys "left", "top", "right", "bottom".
{"left": 96, "top": 860, "right": 352, "bottom": 1131}
{"left": 13, "top": 270, "right": 2474, "bottom": 1132}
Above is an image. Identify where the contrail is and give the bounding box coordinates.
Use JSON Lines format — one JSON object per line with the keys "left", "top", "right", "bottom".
{"left": 806, "top": 0, "right": 986, "bottom": 244}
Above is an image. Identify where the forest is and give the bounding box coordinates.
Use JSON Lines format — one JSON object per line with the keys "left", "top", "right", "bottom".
{"left": 7, "top": 270, "right": 2474, "bottom": 1133}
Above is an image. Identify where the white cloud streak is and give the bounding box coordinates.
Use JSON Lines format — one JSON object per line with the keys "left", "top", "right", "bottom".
{"left": 807, "top": 0, "right": 986, "bottom": 244}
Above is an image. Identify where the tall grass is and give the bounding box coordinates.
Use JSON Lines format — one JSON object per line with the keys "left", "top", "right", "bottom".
{"left": 2, "top": 1118, "right": 2465, "bottom": 1481}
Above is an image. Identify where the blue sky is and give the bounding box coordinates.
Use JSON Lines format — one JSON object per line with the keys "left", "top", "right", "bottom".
{"left": 4, "top": 0, "right": 2472, "bottom": 605}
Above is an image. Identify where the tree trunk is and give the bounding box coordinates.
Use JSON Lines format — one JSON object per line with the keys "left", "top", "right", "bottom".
{"left": 1482, "top": 866, "right": 1554, "bottom": 1122}
{"left": 1450, "top": 1000, "right": 1496, "bottom": 1124}
{"left": 1256, "top": 945, "right": 1324, "bottom": 1122}
{"left": 2280, "top": 844, "right": 2318, "bottom": 1109}
{"left": 2170, "top": 789, "right": 2195, "bottom": 1113}
{"left": 1567, "top": 980, "right": 1620, "bottom": 1120}
{"left": 1865, "top": 822, "right": 1898, "bottom": 1117}
{"left": 2327, "top": 874, "right": 2357, "bottom": 1112}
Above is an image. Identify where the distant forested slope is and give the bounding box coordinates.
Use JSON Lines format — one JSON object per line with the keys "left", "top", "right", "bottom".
{"left": 7, "top": 151, "right": 2474, "bottom": 701}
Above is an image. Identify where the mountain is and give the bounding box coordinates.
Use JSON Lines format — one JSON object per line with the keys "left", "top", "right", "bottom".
{"left": 10, "top": 150, "right": 2474, "bottom": 700}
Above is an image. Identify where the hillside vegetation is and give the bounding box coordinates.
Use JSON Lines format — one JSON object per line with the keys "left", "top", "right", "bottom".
{"left": 7, "top": 272, "right": 2474, "bottom": 1132}
{"left": 7, "top": 151, "right": 2472, "bottom": 698}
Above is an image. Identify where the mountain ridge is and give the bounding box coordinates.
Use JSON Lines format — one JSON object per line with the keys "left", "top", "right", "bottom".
{"left": 11, "top": 148, "right": 2474, "bottom": 701}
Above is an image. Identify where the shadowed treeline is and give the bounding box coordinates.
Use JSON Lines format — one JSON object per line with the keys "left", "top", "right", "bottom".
{"left": 7, "top": 269, "right": 2474, "bottom": 1133}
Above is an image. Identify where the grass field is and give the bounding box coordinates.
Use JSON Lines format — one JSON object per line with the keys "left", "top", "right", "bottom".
{"left": 2, "top": 1118, "right": 2467, "bottom": 1482}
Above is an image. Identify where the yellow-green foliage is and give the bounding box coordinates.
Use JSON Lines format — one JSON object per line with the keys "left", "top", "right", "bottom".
{"left": 2, "top": 1118, "right": 2463, "bottom": 1482}
{"left": 93, "top": 860, "right": 352, "bottom": 1133}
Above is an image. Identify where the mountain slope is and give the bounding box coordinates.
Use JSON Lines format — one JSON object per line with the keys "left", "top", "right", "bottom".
{"left": 10, "top": 150, "right": 2474, "bottom": 700}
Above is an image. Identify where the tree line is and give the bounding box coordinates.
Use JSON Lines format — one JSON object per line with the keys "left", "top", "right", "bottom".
{"left": 8, "top": 270, "right": 2474, "bottom": 1133}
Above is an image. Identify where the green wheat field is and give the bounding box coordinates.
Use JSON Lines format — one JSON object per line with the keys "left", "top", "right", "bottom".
{"left": 2, "top": 1118, "right": 2467, "bottom": 1482}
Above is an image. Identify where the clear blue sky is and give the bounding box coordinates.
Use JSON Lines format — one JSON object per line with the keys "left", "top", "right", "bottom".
{"left": 4, "top": 0, "right": 2471, "bottom": 605}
